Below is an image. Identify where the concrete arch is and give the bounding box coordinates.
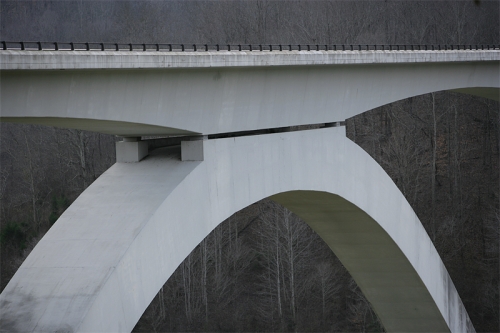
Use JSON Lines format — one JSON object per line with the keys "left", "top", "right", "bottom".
{"left": 1, "top": 50, "right": 498, "bottom": 136}
{"left": 0, "top": 127, "right": 473, "bottom": 332}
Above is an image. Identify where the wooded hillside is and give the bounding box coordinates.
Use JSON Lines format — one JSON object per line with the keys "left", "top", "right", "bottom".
{"left": 1, "top": 1, "right": 498, "bottom": 332}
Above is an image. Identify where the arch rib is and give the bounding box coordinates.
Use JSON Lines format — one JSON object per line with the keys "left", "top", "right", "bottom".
{"left": 0, "top": 127, "right": 473, "bottom": 332}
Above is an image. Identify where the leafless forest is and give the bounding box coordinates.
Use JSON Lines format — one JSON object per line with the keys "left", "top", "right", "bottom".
{"left": 1, "top": 1, "right": 498, "bottom": 332}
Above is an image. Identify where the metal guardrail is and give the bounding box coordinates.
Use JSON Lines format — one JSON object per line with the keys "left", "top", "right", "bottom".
{"left": 1, "top": 41, "right": 499, "bottom": 52}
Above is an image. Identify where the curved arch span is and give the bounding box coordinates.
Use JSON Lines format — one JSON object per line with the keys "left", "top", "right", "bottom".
{"left": 0, "top": 127, "right": 473, "bottom": 332}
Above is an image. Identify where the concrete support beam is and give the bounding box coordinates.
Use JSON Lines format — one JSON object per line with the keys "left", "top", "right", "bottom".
{"left": 1, "top": 53, "right": 497, "bottom": 137}
{"left": 116, "top": 137, "right": 148, "bottom": 162}
{"left": 181, "top": 135, "right": 207, "bottom": 161}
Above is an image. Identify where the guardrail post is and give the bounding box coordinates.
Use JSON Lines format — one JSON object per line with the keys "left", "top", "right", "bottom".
{"left": 181, "top": 44, "right": 185, "bottom": 51}
{"left": 279, "top": 44, "right": 283, "bottom": 51}
{"left": 102, "top": 43, "right": 105, "bottom": 51}
{"left": 38, "top": 42, "right": 42, "bottom": 50}
{"left": 216, "top": 44, "right": 219, "bottom": 51}
{"left": 193, "top": 44, "right": 197, "bottom": 51}
{"left": 129, "top": 43, "right": 133, "bottom": 51}
{"left": 55, "top": 42, "right": 59, "bottom": 51}
{"left": 20, "top": 42, "right": 25, "bottom": 50}
{"left": 227, "top": 44, "right": 231, "bottom": 51}
{"left": 205, "top": 44, "right": 208, "bottom": 51}
{"left": 249, "top": 44, "right": 253, "bottom": 51}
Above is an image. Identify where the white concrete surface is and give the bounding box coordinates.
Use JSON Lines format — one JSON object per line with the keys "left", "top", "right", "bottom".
{"left": 116, "top": 140, "right": 148, "bottom": 163}
{"left": 1, "top": 50, "right": 498, "bottom": 136}
{"left": 181, "top": 139, "right": 205, "bottom": 161}
{"left": 0, "top": 128, "right": 474, "bottom": 332}
{"left": 1, "top": 49, "right": 499, "bottom": 70}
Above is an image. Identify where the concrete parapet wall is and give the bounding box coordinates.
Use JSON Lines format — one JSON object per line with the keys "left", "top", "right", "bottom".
{"left": 1, "top": 49, "right": 499, "bottom": 70}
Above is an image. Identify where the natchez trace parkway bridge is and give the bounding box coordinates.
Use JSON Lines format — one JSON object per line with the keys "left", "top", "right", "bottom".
{"left": 0, "top": 43, "right": 498, "bottom": 333}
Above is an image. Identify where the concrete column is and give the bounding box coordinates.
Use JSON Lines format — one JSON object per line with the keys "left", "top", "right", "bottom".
{"left": 116, "top": 137, "right": 148, "bottom": 163}
{"left": 181, "top": 135, "right": 207, "bottom": 161}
